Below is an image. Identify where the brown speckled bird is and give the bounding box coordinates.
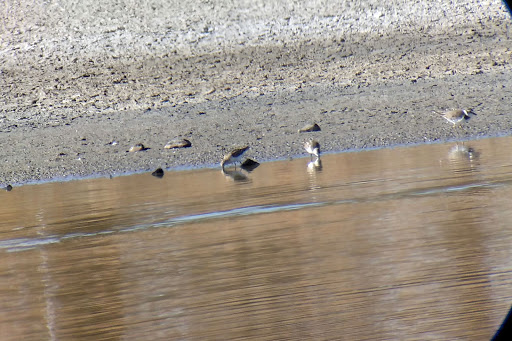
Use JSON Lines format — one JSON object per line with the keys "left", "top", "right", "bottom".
{"left": 437, "top": 109, "right": 475, "bottom": 127}
{"left": 221, "top": 146, "right": 249, "bottom": 170}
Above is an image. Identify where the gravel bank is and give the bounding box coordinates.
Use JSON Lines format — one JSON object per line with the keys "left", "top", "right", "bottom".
{"left": 1, "top": 0, "right": 511, "bottom": 184}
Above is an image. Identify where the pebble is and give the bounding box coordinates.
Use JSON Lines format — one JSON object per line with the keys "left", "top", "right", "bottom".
{"left": 151, "top": 168, "right": 164, "bottom": 178}
{"left": 298, "top": 123, "right": 321, "bottom": 133}
{"left": 129, "top": 143, "right": 146, "bottom": 152}
{"left": 165, "top": 139, "right": 192, "bottom": 149}
{"left": 241, "top": 158, "right": 260, "bottom": 172}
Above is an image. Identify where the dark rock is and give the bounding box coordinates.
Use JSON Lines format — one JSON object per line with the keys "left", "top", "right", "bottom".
{"left": 151, "top": 168, "right": 164, "bottom": 178}
{"left": 241, "top": 158, "right": 260, "bottom": 172}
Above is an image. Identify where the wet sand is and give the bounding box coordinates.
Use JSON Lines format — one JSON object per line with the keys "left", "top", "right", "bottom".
{"left": 1, "top": 0, "right": 511, "bottom": 185}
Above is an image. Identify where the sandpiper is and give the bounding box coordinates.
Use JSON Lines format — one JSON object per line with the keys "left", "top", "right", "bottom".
{"left": 304, "top": 140, "right": 321, "bottom": 160}
{"left": 437, "top": 109, "right": 475, "bottom": 127}
{"left": 221, "top": 146, "right": 249, "bottom": 170}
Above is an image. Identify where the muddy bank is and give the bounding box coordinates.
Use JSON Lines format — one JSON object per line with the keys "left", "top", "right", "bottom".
{"left": 0, "top": 0, "right": 511, "bottom": 185}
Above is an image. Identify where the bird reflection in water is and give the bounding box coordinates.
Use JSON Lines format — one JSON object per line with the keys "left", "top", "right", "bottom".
{"left": 448, "top": 143, "right": 479, "bottom": 162}
{"left": 307, "top": 158, "right": 322, "bottom": 173}
{"left": 441, "top": 143, "right": 480, "bottom": 174}
{"left": 306, "top": 158, "right": 323, "bottom": 194}
{"left": 221, "top": 159, "right": 260, "bottom": 182}
{"left": 221, "top": 168, "right": 250, "bottom": 182}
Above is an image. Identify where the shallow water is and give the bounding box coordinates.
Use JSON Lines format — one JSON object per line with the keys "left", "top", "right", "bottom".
{"left": 2, "top": 136, "right": 512, "bottom": 340}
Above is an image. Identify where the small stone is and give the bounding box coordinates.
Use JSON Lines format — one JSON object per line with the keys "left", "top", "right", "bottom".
{"left": 4, "top": 185, "right": 12, "bottom": 191}
{"left": 241, "top": 158, "right": 260, "bottom": 172}
{"left": 164, "top": 138, "right": 191, "bottom": 149}
{"left": 129, "top": 143, "right": 146, "bottom": 152}
{"left": 151, "top": 168, "right": 164, "bottom": 178}
{"left": 298, "top": 123, "right": 321, "bottom": 133}
{"left": 204, "top": 88, "right": 216, "bottom": 95}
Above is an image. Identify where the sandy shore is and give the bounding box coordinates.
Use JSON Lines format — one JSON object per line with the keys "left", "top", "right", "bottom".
{"left": 1, "top": 0, "right": 511, "bottom": 185}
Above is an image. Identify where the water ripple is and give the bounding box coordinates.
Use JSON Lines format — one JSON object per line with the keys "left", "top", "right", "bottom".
{"left": 0, "top": 178, "right": 507, "bottom": 253}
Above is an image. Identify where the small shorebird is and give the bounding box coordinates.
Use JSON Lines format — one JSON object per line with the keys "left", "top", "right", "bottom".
{"left": 304, "top": 140, "right": 321, "bottom": 160}
{"left": 221, "top": 146, "right": 249, "bottom": 170}
{"left": 436, "top": 109, "right": 475, "bottom": 127}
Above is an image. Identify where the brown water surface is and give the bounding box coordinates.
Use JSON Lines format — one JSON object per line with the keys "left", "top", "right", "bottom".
{"left": 2, "top": 137, "right": 512, "bottom": 340}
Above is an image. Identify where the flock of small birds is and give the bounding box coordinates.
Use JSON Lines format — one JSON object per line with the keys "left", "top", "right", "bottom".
{"left": 2, "top": 108, "right": 476, "bottom": 189}
{"left": 220, "top": 137, "right": 322, "bottom": 173}
{"left": 218, "top": 108, "right": 475, "bottom": 172}
{"left": 106, "top": 107, "right": 479, "bottom": 178}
